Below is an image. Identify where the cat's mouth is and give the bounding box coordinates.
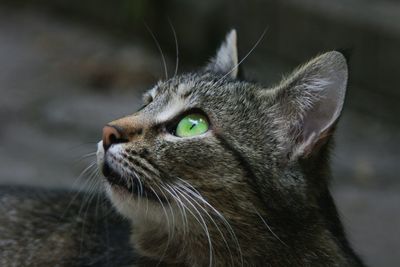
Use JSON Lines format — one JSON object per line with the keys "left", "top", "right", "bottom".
{"left": 102, "top": 161, "right": 165, "bottom": 202}
{"left": 102, "top": 162, "right": 129, "bottom": 188}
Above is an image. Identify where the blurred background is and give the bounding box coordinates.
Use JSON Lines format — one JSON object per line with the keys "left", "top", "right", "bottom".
{"left": 0, "top": 0, "right": 399, "bottom": 266}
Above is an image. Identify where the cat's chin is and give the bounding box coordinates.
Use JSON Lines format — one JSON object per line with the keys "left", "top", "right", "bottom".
{"left": 105, "top": 183, "right": 140, "bottom": 220}
{"left": 105, "top": 183, "right": 168, "bottom": 225}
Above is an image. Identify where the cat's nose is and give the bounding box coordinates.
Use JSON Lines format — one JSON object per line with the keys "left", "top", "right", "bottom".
{"left": 102, "top": 125, "right": 127, "bottom": 151}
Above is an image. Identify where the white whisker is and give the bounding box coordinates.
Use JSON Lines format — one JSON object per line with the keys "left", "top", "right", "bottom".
{"left": 144, "top": 23, "right": 169, "bottom": 80}
{"left": 168, "top": 18, "right": 179, "bottom": 77}
{"left": 163, "top": 183, "right": 189, "bottom": 236}
{"left": 147, "top": 185, "right": 172, "bottom": 267}
{"left": 173, "top": 187, "right": 214, "bottom": 267}
{"left": 216, "top": 28, "right": 267, "bottom": 84}
{"left": 175, "top": 178, "right": 243, "bottom": 266}
{"left": 252, "top": 205, "right": 288, "bottom": 247}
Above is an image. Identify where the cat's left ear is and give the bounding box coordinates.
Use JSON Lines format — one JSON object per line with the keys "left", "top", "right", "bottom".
{"left": 205, "top": 29, "right": 239, "bottom": 79}
{"left": 269, "top": 51, "right": 348, "bottom": 159}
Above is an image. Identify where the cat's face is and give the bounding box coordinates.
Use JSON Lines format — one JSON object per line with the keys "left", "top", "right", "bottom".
{"left": 96, "top": 30, "right": 348, "bottom": 264}
{"left": 97, "top": 72, "right": 264, "bottom": 224}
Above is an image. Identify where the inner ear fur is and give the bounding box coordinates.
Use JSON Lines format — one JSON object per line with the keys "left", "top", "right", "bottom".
{"left": 204, "top": 29, "right": 239, "bottom": 79}
{"left": 272, "top": 51, "right": 348, "bottom": 159}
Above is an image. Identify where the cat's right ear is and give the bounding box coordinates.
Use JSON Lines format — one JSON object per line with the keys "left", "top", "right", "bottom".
{"left": 204, "top": 29, "right": 239, "bottom": 79}
{"left": 267, "top": 51, "right": 348, "bottom": 159}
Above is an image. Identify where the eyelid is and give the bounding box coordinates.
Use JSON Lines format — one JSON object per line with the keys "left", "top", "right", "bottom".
{"left": 166, "top": 108, "right": 207, "bottom": 126}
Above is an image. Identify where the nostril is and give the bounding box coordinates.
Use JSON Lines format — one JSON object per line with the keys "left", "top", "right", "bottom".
{"left": 103, "top": 125, "right": 127, "bottom": 151}
{"left": 109, "top": 133, "right": 117, "bottom": 144}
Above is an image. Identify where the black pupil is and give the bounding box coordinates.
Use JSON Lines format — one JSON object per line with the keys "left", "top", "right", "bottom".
{"left": 189, "top": 122, "right": 197, "bottom": 130}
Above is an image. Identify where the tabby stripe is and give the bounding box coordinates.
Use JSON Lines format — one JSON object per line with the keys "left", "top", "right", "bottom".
{"left": 214, "top": 133, "right": 267, "bottom": 206}
{"left": 125, "top": 149, "right": 169, "bottom": 179}
{"left": 126, "top": 155, "right": 158, "bottom": 177}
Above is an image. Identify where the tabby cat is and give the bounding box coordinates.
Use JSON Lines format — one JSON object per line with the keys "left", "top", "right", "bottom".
{"left": 0, "top": 30, "right": 365, "bottom": 267}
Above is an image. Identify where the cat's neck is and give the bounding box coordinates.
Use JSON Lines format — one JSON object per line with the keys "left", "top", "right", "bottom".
{"left": 130, "top": 190, "right": 363, "bottom": 266}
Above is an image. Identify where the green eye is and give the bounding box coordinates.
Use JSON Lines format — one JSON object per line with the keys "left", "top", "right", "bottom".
{"left": 175, "top": 114, "right": 209, "bottom": 137}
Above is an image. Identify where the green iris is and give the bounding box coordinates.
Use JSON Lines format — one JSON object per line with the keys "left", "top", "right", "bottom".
{"left": 175, "top": 114, "right": 209, "bottom": 137}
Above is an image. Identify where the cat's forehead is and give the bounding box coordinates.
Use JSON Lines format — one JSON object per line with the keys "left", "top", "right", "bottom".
{"left": 144, "top": 73, "right": 257, "bottom": 109}
{"left": 144, "top": 73, "right": 237, "bottom": 102}
{"left": 139, "top": 73, "right": 252, "bottom": 125}
{"left": 139, "top": 72, "right": 272, "bottom": 126}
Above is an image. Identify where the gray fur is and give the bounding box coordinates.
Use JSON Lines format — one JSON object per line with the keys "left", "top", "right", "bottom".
{"left": 97, "top": 31, "right": 364, "bottom": 266}
{"left": 0, "top": 30, "right": 364, "bottom": 267}
{"left": 0, "top": 186, "right": 138, "bottom": 266}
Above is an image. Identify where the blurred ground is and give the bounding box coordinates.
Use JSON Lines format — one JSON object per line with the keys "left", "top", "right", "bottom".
{"left": 0, "top": 6, "right": 398, "bottom": 267}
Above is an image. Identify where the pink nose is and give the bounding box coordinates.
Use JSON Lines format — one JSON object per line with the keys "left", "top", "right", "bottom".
{"left": 102, "top": 125, "right": 123, "bottom": 151}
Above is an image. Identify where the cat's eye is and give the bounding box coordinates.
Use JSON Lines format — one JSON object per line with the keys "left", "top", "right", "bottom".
{"left": 175, "top": 114, "right": 209, "bottom": 137}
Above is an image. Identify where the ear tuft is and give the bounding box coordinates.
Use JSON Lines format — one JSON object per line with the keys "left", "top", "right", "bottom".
{"left": 205, "top": 29, "right": 239, "bottom": 79}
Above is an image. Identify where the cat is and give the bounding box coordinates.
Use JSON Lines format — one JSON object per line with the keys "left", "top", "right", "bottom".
{"left": 0, "top": 29, "right": 365, "bottom": 267}
{"left": 97, "top": 29, "right": 365, "bottom": 266}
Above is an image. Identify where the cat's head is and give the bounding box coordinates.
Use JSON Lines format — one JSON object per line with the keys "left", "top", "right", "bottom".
{"left": 96, "top": 30, "right": 348, "bottom": 265}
